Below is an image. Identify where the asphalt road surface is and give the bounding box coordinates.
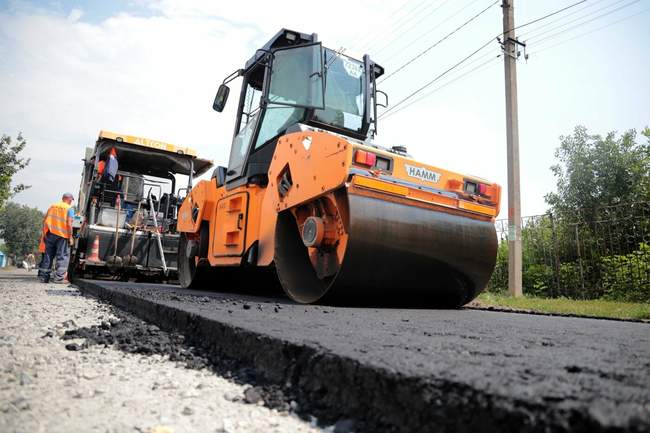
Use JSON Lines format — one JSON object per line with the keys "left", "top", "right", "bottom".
{"left": 76, "top": 279, "right": 650, "bottom": 433}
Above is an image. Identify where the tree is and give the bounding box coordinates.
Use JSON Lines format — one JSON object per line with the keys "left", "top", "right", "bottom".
{"left": 496, "top": 126, "right": 650, "bottom": 300}
{"left": 545, "top": 126, "right": 650, "bottom": 222}
{"left": 0, "top": 133, "right": 30, "bottom": 208}
{"left": 0, "top": 202, "right": 43, "bottom": 259}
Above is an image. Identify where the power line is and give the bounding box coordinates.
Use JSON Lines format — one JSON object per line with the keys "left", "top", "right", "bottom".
{"left": 384, "top": 0, "right": 439, "bottom": 32}
{"left": 374, "top": 0, "right": 500, "bottom": 67}
{"left": 377, "top": 0, "right": 598, "bottom": 119}
{"left": 368, "top": 0, "right": 586, "bottom": 63}
{"left": 379, "top": 38, "right": 495, "bottom": 119}
{"left": 531, "top": 5, "right": 650, "bottom": 54}
{"left": 344, "top": 0, "right": 430, "bottom": 55}
{"left": 357, "top": 0, "right": 448, "bottom": 55}
{"left": 379, "top": 0, "right": 499, "bottom": 84}
{"left": 372, "top": 0, "right": 472, "bottom": 59}
{"left": 381, "top": 53, "right": 502, "bottom": 120}
{"left": 518, "top": 0, "right": 613, "bottom": 38}
{"left": 369, "top": 0, "right": 454, "bottom": 57}
{"left": 509, "top": 0, "right": 588, "bottom": 33}
{"left": 530, "top": 0, "right": 641, "bottom": 45}
{"left": 525, "top": 0, "right": 635, "bottom": 41}
{"left": 338, "top": 0, "right": 413, "bottom": 53}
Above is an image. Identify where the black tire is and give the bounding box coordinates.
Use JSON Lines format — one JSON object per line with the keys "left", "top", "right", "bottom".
{"left": 67, "top": 251, "right": 78, "bottom": 282}
{"left": 178, "top": 225, "right": 210, "bottom": 289}
{"left": 67, "top": 237, "right": 84, "bottom": 282}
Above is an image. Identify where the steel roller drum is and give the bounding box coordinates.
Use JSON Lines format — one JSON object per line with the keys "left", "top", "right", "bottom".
{"left": 274, "top": 191, "right": 498, "bottom": 307}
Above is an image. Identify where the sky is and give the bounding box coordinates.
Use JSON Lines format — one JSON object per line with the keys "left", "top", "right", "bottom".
{"left": 1, "top": 0, "right": 648, "bottom": 218}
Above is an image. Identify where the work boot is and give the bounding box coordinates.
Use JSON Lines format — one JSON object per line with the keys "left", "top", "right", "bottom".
{"left": 39, "top": 278, "right": 49, "bottom": 283}
{"left": 52, "top": 279, "right": 68, "bottom": 285}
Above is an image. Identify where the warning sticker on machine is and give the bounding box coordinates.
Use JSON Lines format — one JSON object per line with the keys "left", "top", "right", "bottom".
{"left": 405, "top": 164, "right": 441, "bottom": 184}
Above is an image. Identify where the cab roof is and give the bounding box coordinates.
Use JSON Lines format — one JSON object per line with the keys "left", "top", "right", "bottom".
{"left": 95, "top": 130, "right": 213, "bottom": 177}
{"left": 245, "top": 29, "right": 316, "bottom": 70}
{"left": 244, "top": 28, "right": 384, "bottom": 78}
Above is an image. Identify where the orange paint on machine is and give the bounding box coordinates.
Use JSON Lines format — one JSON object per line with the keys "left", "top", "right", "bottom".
{"left": 177, "top": 29, "right": 501, "bottom": 307}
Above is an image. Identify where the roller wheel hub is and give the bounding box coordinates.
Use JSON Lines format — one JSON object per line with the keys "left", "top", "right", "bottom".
{"left": 302, "top": 216, "right": 325, "bottom": 247}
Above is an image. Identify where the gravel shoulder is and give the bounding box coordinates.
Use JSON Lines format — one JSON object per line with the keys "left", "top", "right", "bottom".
{"left": 0, "top": 269, "right": 322, "bottom": 433}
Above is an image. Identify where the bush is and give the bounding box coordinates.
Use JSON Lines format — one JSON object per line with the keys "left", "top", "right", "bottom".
{"left": 488, "top": 244, "right": 558, "bottom": 298}
{"left": 557, "top": 261, "right": 589, "bottom": 299}
{"left": 487, "top": 241, "right": 508, "bottom": 293}
{"left": 486, "top": 239, "right": 650, "bottom": 302}
{"left": 0, "top": 202, "right": 43, "bottom": 259}
{"left": 601, "top": 243, "right": 650, "bottom": 303}
{"left": 522, "top": 263, "right": 554, "bottom": 297}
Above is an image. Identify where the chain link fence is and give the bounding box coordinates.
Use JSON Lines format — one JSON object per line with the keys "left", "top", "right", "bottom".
{"left": 488, "top": 202, "right": 650, "bottom": 302}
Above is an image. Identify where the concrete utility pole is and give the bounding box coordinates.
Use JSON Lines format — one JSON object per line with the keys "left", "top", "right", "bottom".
{"left": 502, "top": 0, "right": 523, "bottom": 297}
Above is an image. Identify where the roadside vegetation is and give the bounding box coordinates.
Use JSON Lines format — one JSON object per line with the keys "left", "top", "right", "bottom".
{"left": 0, "top": 132, "right": 30, "bottom": 209}
{"left": 487, "top": 126, "right": 650, "bottom": 307}
{"left": 0, "top": 202, "right": 43, "bottom": 259}
{"left": 475, "top": 292, "right": 650, "bottom": 321}
{"left": 0, "top": 132, "right": 38, "bottom": 264}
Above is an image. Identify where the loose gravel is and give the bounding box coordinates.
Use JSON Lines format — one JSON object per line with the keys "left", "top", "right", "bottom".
{"left": 0, "top": 269, "right": 323, "bottom": 433}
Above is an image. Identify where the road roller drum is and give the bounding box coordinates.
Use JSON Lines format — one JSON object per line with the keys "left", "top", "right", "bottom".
{"left": 275, "top": 191, "right": 498, "bottom": 306}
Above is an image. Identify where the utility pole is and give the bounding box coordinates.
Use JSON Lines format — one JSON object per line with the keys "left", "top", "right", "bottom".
{"left": 502, "top": 0, "right": 523, "bottom": 297}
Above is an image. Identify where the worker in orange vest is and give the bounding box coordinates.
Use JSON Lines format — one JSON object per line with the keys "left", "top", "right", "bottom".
{"left": 96, "top": 158, "right": 106, "bottom": 180}
{"left": 100, "top": 147, "right": 118, "bottom": 183}
{"left": 38, "top": 193, "right": 75, "bottom": 284}
{"left": 97, "top": 147, "right": 121, "bottom": 204}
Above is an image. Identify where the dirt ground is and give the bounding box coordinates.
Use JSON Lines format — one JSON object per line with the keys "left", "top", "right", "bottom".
{"left": 0, "top": 269, "right": 324, "bottom": 433}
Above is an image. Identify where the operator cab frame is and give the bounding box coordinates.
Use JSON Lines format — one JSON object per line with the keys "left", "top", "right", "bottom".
{"left": 214, "top": 28, "right": 384, "bottom": 190}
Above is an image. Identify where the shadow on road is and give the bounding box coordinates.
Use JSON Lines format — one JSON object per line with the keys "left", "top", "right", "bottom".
{"left": 0, "top": 269, "right": 40, "bottom": 281}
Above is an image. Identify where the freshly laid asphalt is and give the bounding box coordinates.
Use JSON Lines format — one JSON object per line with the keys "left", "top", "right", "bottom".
{"left": 76, "top": 279, "right": 650, "bottom": 433}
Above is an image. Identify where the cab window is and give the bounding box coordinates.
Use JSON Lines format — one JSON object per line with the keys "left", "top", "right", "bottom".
{"left": 226, "top": 69, "right": 264, "bottom": 178}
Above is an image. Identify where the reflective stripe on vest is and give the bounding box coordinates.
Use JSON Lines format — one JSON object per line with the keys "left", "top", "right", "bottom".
{"left": 44, "top": 201, "right": 71, "bottom": 239}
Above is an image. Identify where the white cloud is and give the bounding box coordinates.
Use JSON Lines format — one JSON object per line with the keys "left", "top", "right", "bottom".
{"left": 1, "top": 0, "right": 648, "bottom": 219}
{"left": 67, "top": 8, "right": 83, "bottom": 22}
{"left": 0, "top": 0, "right": 396, "bottom": 211}
{"left": 0, "top": 7, "right": 253, "bottom": 210}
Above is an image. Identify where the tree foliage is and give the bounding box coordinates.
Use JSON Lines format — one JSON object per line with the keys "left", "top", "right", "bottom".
{"left": 601, "top": 243, "right": 650, "bottom": 303}
{"left": 0, "top": 202, "right": 43, "bottom": 259}
{"left": 545, "top": 126, "right": 650, "bottom": 221}
{"left": 0, "top": 133, "right": 30, "bottom": 208}
{"left": 488, "top": 127, "right": 650, "bottom": 302}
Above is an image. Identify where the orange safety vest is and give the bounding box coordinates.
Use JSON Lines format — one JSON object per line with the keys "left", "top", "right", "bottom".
{"left": 39, "top": 201, "right": 72, "bottom": 252}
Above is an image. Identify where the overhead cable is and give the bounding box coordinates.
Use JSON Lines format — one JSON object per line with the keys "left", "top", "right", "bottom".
{"left": 378, "top": 0, "right": 596, "bottom": 118}
{"left": 379, "top": 38, "right": 495, "bottom": 119}
{"left": 531, "top": 5, "right": 650, "bottom": 54}
{"left": 379, "top": 0, "right": 500, "bottom": 84}
{"left": 381, "top": 54, "right": 502, "bottom": 120}
{"left": 527, "top": 0, "right": 641, "bottom": 44}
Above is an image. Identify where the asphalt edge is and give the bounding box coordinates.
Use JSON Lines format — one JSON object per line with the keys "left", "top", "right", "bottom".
{"left": 73, "top": 279, "right": 633, "bottom": 433}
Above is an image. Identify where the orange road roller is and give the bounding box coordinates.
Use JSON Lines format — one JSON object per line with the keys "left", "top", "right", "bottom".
{"left": 177, "top": 29, "right": 501, "bottom": 307}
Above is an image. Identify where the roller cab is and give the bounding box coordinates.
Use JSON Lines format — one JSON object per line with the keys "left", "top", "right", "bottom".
{"left": 177, "top": 29, "right": 500, "bottom": 306}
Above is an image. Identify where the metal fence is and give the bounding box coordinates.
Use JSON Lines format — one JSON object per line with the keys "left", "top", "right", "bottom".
{"left": 489, "top": 202, "right": 650, "bottom": 301}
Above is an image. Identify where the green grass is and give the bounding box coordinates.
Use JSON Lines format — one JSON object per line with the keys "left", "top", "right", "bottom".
{"left": 475, "top": 292, "right": 650, "bottom": 321}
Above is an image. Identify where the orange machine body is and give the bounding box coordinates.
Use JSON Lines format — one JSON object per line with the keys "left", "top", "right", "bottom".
{"left": 177, "top": 28, "right": 501, "bottom": 305}
{"left": 178, "top": 129, "right": 501, "bottom": 270}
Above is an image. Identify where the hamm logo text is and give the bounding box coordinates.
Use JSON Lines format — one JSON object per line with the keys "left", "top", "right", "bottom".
{"left": 405, "top": 164, "right": 441, "bottom": 183}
